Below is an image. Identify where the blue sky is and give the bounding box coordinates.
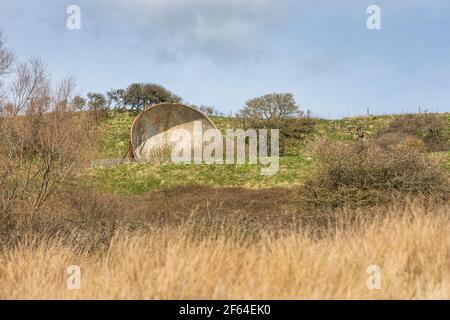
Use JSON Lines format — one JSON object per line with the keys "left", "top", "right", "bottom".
{"left": 1, "top": 0, "right": 449, "bottom": 118}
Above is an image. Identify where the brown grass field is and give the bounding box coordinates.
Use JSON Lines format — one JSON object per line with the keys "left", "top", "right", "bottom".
{"left": 1, "top": 200, "right": 449, "bottom": 299}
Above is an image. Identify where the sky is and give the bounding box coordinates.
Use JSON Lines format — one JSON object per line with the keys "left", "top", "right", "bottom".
{"left": 0, "top": 0, "right": 449, "bottom": 118}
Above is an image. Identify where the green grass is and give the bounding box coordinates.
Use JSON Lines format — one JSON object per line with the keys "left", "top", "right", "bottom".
{"left": 91, "top": 111, "right": 450, "bottom": 195}
{"left": 315, "top": 115, "right": 393, "bottom": 141}
{"left": 93, "top": 111, "right": 312, "bottom": 194}
{"left": 90, "top": 156, "right": 313, "bottom": 194}
{"left": 97, "top": 113, "right": 241, "bottom": 159}
{"left": 97, "top": 111, "right": 137, "bottom": 159}
{"left": 98, "top": 110, "right": 450, "bottom": 158}
{"left": 210, "top": 115, "right": 241, "bottom": 133}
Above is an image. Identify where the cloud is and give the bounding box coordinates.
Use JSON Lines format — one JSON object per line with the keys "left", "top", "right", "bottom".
{"left": 102, "top": 0, "right": 297, "bottom": 63}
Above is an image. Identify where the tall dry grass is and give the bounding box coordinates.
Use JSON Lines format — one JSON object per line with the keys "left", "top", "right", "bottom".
{"left": 1, "top": 202, "right": 449, "bottom": 299}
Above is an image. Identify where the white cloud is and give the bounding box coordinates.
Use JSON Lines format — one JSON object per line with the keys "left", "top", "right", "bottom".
{"left": 103, "top": 0, "right": 297, "bottom": 62}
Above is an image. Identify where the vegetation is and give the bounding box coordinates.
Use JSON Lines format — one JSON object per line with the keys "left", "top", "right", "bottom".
{"left": 0, "top": 32, "right": 14, "bottom": 76}
{"left": 1, "top": 202, "right": 450, "bottom": 299}
{"left": 1, "top": 30, "right": 450, "bottom": 300}
{"left": 93, "top": 110, "right": 450, "bottom": 197}
{"left": 299, "top": 136, "right": 449, "bottom": 210}
{"left": 0, "top": 45, "right": 97, "bottom": 221}
{"left": 91, "top": 156, "right": 312, "bottom": 194}
{"left": 190, "top": 104, "right": 223, "bottom": 117}
{"left": 376, "top": 113, "right": 450, "bottom": 152}
{"left": 107, "top": 83, "right": 182, "bottom": 111}
{"left": 238, "top": 93, "right": 308, "bottom": 155}
{"left": 86, "top": 92, "right": 109, "bottom": 122}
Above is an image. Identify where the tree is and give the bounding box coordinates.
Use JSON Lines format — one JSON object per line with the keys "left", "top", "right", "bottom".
{"left": 0, "top": 32, "right": 14, "bottom": 77}
{"left": 239, "top": 93, "right": 301, "bottom": 127}
{"left": 87, "top": 92, "right": 108, "bottom": 121}
{"left": 239, "top": 93, "right": 314, "bottom": 155}
{"left": 106, "top": 88, "right": 126, "bottom": 110}
{"left": 0, "top": 31, "right": 96, "bottom": 222}
{"left": 1, "top": 70, "right": 95, "bottom": 220}
{"left": 123, "top": 83, "right": 182, "bottom": 111}
{"left": 71, "top": 95, "right": 86, "bottom": 111}
{"left": 8, "top": 58, "right": 48, "bottom": 116}
{"left": 191, "top": 104, "right": 222, "bottom": 117}
{"left": 87, "top": 92, "right": 106, "bottom": 110}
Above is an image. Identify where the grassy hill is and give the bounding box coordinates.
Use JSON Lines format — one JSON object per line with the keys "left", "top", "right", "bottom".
{"left": 92, "top": 111, "right": 450, "bottom": 194}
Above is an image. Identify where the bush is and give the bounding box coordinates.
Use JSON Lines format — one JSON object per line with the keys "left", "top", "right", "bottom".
{"left": 0, "top": 70, "right": 98, "bottom": 220}
{"left": 298, "top": 137, "right": 450, "bottom": 210}
{"left": 239, "top": 116, "right": 318, "bottom": 155}
{"left": 238, "top": 93, "right": 316, "bottom": 155}
{"left": 377, "top": 114, "right": 449, "bottom": 152}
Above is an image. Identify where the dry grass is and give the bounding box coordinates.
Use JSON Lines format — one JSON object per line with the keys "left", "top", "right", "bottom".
{"left": 1, "top": 202, "right": 449, "bottom": 299}
{"left": 377, "top": 113, "right": 449, "bottom": 152}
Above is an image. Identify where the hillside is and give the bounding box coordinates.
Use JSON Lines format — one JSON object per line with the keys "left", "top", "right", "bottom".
{"left": 91, "top": 111, "right": 450, "bottom": 194}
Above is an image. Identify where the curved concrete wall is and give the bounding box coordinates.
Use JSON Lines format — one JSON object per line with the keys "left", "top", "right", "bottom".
{"left": 130, "top": 103, "right": 218, "bottom": 161}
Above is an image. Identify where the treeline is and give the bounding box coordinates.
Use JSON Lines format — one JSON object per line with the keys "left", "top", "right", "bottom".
{"left": 79, "top": 83, "right": 315, "bottom": 154}
{"left": 76, "top": 83, "right": 225, "bottom": 117}
{"left": 75, "top": 83, "right": 181, "bottom": 113}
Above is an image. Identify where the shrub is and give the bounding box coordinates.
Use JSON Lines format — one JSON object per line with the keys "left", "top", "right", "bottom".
{"left": 238, "top": 93, "right": 317, "bottom": 155}
{"left": 87, "top": 92, "right": 110, "bottom": 122}
{"left": 239, "top": 115, "right": 317, "bottom": 155}
{"left": 373, "top": 131, "right": 426, "bottom": 152}
{"left": 0, "top": 61, "right": 98, "bottom": 220}
{"left": 298, "top": 137, "right": 450, "bottom": 210}
{"left": 377, "top": 114, "right": 449, "bottom": 152}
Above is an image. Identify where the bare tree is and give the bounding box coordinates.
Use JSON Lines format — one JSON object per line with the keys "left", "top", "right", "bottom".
{"left": 10, "top": 58, "right": 49, "bottom": 115}
{"left": 0, "top": 32, "right": 15, "bottom": 77}
{"left": 0, "top": 32, "right": 15, "bottom": 103}
{"left": 0, "top": 33, "right": 97, "bottom": 220}
{"left": 1, "top": 59, "right": 96, "bottom": 221}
